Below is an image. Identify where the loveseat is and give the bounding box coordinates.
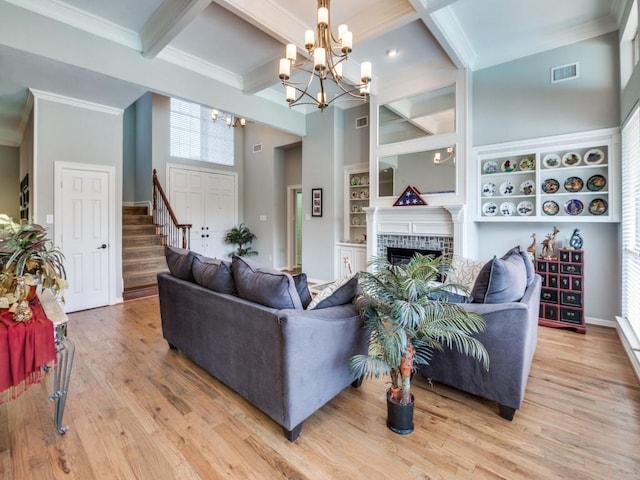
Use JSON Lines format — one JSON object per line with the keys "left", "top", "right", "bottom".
{"left": 157, "top": 248, "right": 367, "bottom": 441}
{"left": 419, "top": 247, "right": 542, "bottom": 420}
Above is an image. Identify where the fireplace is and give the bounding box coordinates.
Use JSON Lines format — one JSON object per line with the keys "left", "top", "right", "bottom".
{"left": 386, "top": 247, "right": 442, "bottom": 265}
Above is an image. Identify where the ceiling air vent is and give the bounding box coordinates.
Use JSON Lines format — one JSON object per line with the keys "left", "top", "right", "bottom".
{"left": 356, "top": 116, "right": 368, "bottom": 128}
{"left": 252, "top": 144, "right": 262, "bottom": 153}
{"left": 551, "top": 62, "right": 579, "bottom": 84}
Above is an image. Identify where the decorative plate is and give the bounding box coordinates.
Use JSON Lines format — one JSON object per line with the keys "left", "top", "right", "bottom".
{"left": 351, "top": 176, "right": 360, "bottom": 186}
{"left": 564, "top": 176, "right": 584, "bottom": 193}
{"left": 351, "top": 216, "right": 360, "bottom": 226}
{"left": 584, "top": 148, "right": 605, "bottom": 165}
{"left": 499, "top": 181, "right": 515, "bottom": 196}
{"left": 360, "top": 175, "right": 369, "bottom": 186}
{"left": 482, "top": 202, "right": 498, "bottom": 216}
{"left": 517, "top": 200, "right": 534, "bottom": 216}
{"left": 542, "top": 200, "right": 559, "bottom": 216}
{"left": 562, "top": 152, "right": 582, "bottom": 167}
{"left": 501, "top": 159, "right": 517, "bottom": 173}
{"left": 542, "top": 154, "right": 561, "bottom": 169}
{"left": 519, "top": 155, "right": 535, "bottom": 171}
{"left": 483, "top": 161, "right": 499, "bottom": 174}
{"left": 500, "top": 202, "right": 516, "bottom": 216}
{"left": 564, "top": 199, "right": 584, "bottom": 216}
{"left": 360, "top": 189, "right": 369, "bottom": 199}
{"left": 351, "top": 204, "right": 360, "bottom": 213}
{"left": 541, "top": 178, "right": 560, "bottom": 194}
{"left": 350, "top": 191, "right": 358, "bottom": 199}
{"left": 587, "top": 174, "right": 606, "bottom": 191}
{"left": 589, "top": 198, "right": 608, "bottom": 215}
{"left": 519, "top": 179, "right": 535, "bottom": 195}
{"left": 482, "top": 182, "right": 497, "bottom": 197}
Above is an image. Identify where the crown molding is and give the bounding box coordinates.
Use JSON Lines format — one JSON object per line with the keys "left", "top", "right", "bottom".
{"left": 30, "top": 89, "right": 123, "bottom": 116}
{"left": 4, "top": 0, "right": 141, "bottom": 50}
{"left": 16, "top": 91, "right": 34, "bottom": 146}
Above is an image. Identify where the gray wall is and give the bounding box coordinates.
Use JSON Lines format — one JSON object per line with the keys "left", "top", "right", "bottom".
{"left": 343, "top": 103, "right": 370, "bottom": 167}
{"left": 134, "top": 93, "right": 152, "bottom": 204}
{"left": 0, "top": 145, "right": 19, "bottom": 219}
{"left": 472, "top": 33, "right": 621, "bottom": 322}
{"left": 122, "top": 101, "right": 136, "bottom": 203}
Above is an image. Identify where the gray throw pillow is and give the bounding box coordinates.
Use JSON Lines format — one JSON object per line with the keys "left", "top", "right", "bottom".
{"left": 307, "top": 274, "right": 360, "bottom": 310}
{"left": 502, "top": 245, "right": 535, "bottom": 286}
{"left": 165, "top": 246, "right": 195, "bottom": 282}
{"left": 471, "top": 252, "right": 527, "bottom": 304}
{"left": 191, "top": 253, "right": 236, "bottom": 295}
{"left": 293, "top": 273, "right": 312, "bottom": 309}
{"left": 232, "top": 255, "right": 303, "bottom": 310}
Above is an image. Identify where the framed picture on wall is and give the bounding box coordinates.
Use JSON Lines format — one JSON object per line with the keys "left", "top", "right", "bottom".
{"left": 311, "top": 188, "right": 323, "bottom": 217}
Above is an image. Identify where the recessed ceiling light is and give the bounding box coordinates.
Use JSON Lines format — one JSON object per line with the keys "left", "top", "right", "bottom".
{"left": 386, "top": 49, "right": 398, "bottom": 57}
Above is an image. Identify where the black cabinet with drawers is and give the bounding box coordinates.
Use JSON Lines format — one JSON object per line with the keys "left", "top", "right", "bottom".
{"left": 536, "top": 249, "right": 585, "bottom": 333}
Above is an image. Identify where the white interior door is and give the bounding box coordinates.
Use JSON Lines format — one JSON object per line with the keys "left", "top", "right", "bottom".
{"left": 169, "top": 168, "right": 205, "bottom": 251}
{"left": 57, "top": 165, "right": 112, "bottom": 312}
{"left": 204, "top": 173, "right": 236, "bottom": 258}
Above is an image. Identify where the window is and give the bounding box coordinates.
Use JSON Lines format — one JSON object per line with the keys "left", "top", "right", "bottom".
{"left": 620, "top": 0, "right": 639, "bottom": 87}
{"left": 170, "top": 98, "right": 234, "bottom": 166}
{"left": 622, "top": 105, "right": 640, "bottom": 340}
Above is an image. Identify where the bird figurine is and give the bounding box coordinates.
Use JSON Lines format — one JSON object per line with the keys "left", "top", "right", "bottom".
{"left": 527, "top": 233, "right": 536, "bottom": 260}
{"left": 569, "top": 228, "right": 583, "bottom": 250}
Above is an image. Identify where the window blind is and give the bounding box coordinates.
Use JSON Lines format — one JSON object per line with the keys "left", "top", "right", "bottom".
{"left": 169, "top": 98, "right": 234, "bottom": 166}
{"left": 621, "top": 105, "right": 640, "bottom": 339}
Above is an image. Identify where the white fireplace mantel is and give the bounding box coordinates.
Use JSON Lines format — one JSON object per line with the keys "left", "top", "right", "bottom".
{"left": 364, "top": 205, "right": 468, "bottom": 258}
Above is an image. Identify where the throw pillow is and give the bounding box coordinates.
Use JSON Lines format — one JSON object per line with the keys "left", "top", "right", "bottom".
{"left": 502, "top": 245, "right": 535, "bottom": 286}
{"left": 191, "top": 253, "right": 236, "bottom": 295}
{"left": 445, "top": 255, "right": 486, "bottom": 291}
{"left": 231, "top": 255, "right": 303, "bottom": 310}
{"left": 165, "top": 246, "right": 195, "bottom": 282}
{"left": 307, "top": 273, "right": 360, "bottom": 310}
{"left": 293, "top": 273, "right": 312, "bottom": 309}
{"left": 471, "top": 252, "right": 527, "bottom": 304}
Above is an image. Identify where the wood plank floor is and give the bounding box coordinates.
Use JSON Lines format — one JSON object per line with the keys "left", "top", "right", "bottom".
{"left": 2, "top": 296, "right": 640, "bottom": 479}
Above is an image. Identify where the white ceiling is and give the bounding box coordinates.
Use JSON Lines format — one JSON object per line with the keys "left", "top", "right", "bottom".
{"left": 0, "top": 0, "right": 624, "bottom": 145}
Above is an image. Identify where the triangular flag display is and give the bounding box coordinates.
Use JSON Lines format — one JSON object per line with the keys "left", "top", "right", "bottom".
{"left": 393, "top": 186, "right": 427, "bottom": 206}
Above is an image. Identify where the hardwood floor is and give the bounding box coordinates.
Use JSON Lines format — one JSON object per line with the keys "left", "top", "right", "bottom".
{"left": 2, "top": 297, "right": 640, "bottom": 479}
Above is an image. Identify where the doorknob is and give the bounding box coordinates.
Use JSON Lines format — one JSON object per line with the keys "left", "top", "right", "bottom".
{"left": 98, "top": 244, "right": 107, "bottom": 249}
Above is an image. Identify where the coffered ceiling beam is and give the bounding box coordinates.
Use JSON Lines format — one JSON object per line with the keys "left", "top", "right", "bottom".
{"left": 140, "top": 0, "right": 212, "bottom": 58}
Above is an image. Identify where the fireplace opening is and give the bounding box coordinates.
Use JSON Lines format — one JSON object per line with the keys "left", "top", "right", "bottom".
{"left": 386, "top": 247, "right": 442, "bottom": 266}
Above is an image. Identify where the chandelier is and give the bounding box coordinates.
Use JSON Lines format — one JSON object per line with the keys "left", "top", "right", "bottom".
{"left": 211, "top": 109, "right": 246, "bottom": 128}
{"left": 278, "top": 0, "right": 371, "bottom": 111}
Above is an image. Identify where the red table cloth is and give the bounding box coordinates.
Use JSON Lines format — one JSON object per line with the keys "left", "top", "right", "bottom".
{"left": 0, "top": 300, "right": 56, "bottom": 404}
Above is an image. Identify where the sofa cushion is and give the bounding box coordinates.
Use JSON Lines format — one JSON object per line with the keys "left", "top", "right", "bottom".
{"left": 307, "top": 274, "right": 360, "bottom": 310}
{"left": 502, "top": 245, "right": 536, "bottom": 286}
{"left": 445, "top": 255, "right": 486, "bottom": 291}
{"left": 191, "top": 253, "right": 236, "bottom": 295}
{"left": 165, "top": 246, "right": 195, "bottom": 282}
{"left": 471, "top": 252, "right": 527, "bottom": 304}
{"left": 232, "top": 255, "right": 303, "bottom": 310}
{"left": 293, "top": 273, "right": 312, "bottom": 309}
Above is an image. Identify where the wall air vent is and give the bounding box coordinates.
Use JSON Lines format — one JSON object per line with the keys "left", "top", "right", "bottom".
{"left": 356, "top": 116, "right": 369, "bottom": 128}
{"left": 252, "top": 144, "right": 262, "bottom": 153}
{"left": 551, "top": 62, "right": 579, "bottom": 84}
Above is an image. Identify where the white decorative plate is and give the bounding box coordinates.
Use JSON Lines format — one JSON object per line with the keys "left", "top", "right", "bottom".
{"left": 542, "top": 153, "right": 561, "bottom": 169}
{"left": 360, "top": 175, "right": 369, "bottom": 185}
{"left": 483, "top": 161, "right": 499, "bottom": 174}
{"left": 500, "top": 202, "right": 516, "bottom": 216}
{"left": 350, "top": 176, "right": 360, "bottom": 186}
{"left": 350, "top": 191, "right": 358, "bottom": 199}
{"left": 360, "top": 190, "right": 369, "bottom": 199}
{"left": 519, "top": 180, "right": 535, "bottom": 195}
{"left": 501, "top": 159, "right": 517, "bottom": 173}
{"left": 562, "top": 151, "right": 582, "bottom": 167}
{"left": 499, "top": 181, "right": 515, "bottom": 196}
{"left": 351, "top": 216, "right": 360, "bottom": 225}
{"left": 483, "top": 202, "right": 498, "bottom": 216}
{"left": 584, "top": 149, "right": 605, "bottom": 165}
{"left": 482, "top": 182, "right": 497, "bottom": 196}
{"left": 519, "top": 155, "right": 535, "bottom": 171}
{"left": 517, "top": 200, "right": 534, "bottom": 216}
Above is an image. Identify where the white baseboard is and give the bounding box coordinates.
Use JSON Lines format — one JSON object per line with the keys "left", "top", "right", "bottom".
{"left": 615, "top": 316, "right": 640, "bottom": 382}
{"left": 585, "top": 316, "right": 616, "bottom": 328}
{"left": 113, "top": 297, "right": 124, "bottom": 305}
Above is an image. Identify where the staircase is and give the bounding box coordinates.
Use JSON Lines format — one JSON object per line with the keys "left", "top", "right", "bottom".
{"left": 122, "top": 205, "right": 168, "bottom": 300}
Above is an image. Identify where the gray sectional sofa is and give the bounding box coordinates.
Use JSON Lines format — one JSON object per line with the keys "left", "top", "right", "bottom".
{"left": 157, "top": 248, "right": 368, "bottom": 441}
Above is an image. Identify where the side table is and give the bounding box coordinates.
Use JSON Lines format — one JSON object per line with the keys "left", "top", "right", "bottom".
{"left": 39, "top": 290, "right": 75, "bottom": 434}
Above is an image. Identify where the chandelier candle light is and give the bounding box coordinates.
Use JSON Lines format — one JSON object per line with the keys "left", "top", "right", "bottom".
{"left": 211, "top": 109, "right": 246, "bottom": 128}
{"left": 278, "top": 0, "right": 371, "bottom": 110}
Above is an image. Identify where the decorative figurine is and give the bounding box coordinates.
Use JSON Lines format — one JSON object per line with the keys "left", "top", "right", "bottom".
{"left": 526, "top": 233, "right": 536, "bottom": 261}
{"left": 541, "top": 226, "right": 560, "bottom": 260}
{"left": 569, "top": 228, "right": 583, "bottom": 250}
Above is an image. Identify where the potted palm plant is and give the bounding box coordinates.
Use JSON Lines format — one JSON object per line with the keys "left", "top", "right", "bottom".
{"left": 224, "top": 223, "right": 258, "bottom": 257}
{"left": 350, "top": 254, "right": 489, "bottom": 434}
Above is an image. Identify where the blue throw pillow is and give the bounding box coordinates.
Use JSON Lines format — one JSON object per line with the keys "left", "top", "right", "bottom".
{"left": 191, "top": 253, "right": 236, "bottom": 295}
{"left": 471, "top": 252, "right": 527, "bottom": 304}
{"left": 502, "top": 245, "right": 535, "bottom": 287}
{"left": 165, "top": 246, "right": 195, "bottom": 282}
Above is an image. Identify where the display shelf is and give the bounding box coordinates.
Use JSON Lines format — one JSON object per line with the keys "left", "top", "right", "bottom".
{"left": 474, "top": 128, "right": 619, "bottom": 222}
{"left": 344, "top": 164, "right": 369, "bottom": 243}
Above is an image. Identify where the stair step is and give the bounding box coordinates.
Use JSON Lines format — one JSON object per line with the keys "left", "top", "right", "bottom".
{"left": 123, "top": 214, "right": 154, "bottom": 226}
{"left": 123, "top": 284, "right": 159, "bottom": 301}
{"left": 123, "top": 224, "right": 157, "bottom": 235}
{"left": 123, "top": 256, "right": 168, "bottom": 273}
{"left": 124, "top": 268, "right": 168, "bottom": 289}
{"left": 123, "top": 205, "right": 148, "bottom": 216}
{"left": 123, "top": 235, "right": 163, "bottom": 248}
{"left": 123, "top": 245, "right": 165, "bottom": 260}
